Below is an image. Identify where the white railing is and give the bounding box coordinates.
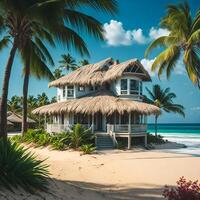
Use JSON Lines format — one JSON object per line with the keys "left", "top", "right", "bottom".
{"left": 46, "top": 123, "right": 94, "bottom": 133}
{"left": 107, "top": 124, "right": 147, "bottom": 134}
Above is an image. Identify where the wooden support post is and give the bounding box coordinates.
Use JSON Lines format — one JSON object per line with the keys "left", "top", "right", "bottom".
{"left": 128, "top": 112, "right": 131, "bottom": 149}
{"left": 114, "top": 112, "right": 117, "bottom": 132}
{"left": 44, "top": 114, "right": 47, "bottom": 129}
{"left": 128, "top": 135, "right": 131, "bottom": 150}
{"left": 144, "top": 134, "right": 147, "bottom": 147}
{"left": 92, "top": 114, "right": 94, "bottom": 133}
{"left": 88, "top": 115, "right": 90, "bottom": 128}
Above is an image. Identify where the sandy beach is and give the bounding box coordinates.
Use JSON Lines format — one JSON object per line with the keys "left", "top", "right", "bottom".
{"left": 2, "top": 146, "right": 200, "bottom": 200}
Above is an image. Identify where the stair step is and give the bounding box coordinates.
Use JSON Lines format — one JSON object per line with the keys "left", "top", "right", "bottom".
{"left": 96, "top": 135, "right": 114, "bottom": 150}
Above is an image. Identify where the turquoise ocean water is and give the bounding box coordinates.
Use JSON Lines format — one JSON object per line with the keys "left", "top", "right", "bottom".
{"left": 147, "top": 123, "right": 200, "bottom": 156}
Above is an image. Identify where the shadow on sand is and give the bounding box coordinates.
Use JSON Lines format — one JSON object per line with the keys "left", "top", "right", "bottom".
{"left": 0, "top": 178, "right": 165, "bottom": 200}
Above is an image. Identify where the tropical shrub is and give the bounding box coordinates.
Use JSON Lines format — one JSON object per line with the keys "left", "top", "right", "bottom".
{"left": 0, "top": 139, "right": 49, "bottom": 192}
{"left": 11, "top": 125, "right": 95, "bottom": 151}
{"left": 116, "top": 141, "right": 126, "bottom": 150}
{"left": 70, "top": 124, "right": 94, "bottom": 149}
{"left": 81, "top": 144, "right": 96, "bottom": 154}
{"left": 163, "top": 177, "right": 200, "bottom": 200}
{"left": 50, "top": 132, "right": 70, "bottom": 150}
{"left": 147, "top": 133, "right": 167, "bottom": 144}
{"left": 11, "top": 134, "right": 23, "bottom": 143}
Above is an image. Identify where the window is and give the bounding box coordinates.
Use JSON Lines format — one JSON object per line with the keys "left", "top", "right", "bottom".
{"left": 89, "top": 86, "right": 94, "bottom": 91}
{"left": 130, "top": 80, "right": 139, "bottom": 95}
{"left": 67, "top": 85, "right": 74, "bottom": 98}
{"left": 78, "top": 86, "right": 85, "bottom": 92}
{"left": 140, "top": 82, "right": 142, "bottom": 95}
{"left": 120, "top": 79, "right": 128, "bottom": 94}
{"left": 63, "top": 86, "right": 66, "bottom": 97}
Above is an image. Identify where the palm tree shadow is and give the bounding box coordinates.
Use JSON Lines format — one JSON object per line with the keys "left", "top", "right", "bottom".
{"left": 1, "top": 178, "right": 165, "bottom": 200}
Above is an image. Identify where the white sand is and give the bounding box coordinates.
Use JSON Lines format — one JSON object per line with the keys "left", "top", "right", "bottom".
{"left": 2, "top": 146, "right": 200, "bottom": 200}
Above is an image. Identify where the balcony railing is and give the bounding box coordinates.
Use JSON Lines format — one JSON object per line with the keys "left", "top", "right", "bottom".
{"left": 46, "top": 123, "right": 92, "bottom": 133}
{"left": 107, "top": 124, "right": 147, "bottom": 134}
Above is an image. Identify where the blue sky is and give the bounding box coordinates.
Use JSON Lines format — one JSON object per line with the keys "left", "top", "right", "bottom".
{"left": 0, "top": 0, "right": 200, "bottom": 123}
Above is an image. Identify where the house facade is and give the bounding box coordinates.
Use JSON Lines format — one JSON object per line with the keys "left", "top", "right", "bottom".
{"left": 33, "top": 58, "right": 160, "bottom": 149}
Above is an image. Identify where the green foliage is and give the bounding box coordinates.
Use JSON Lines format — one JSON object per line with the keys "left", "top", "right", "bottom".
{"left": 50, "top": 132, "right": 71, "bottom": 150}
{"left": 144, "top": 2, "right": 200, "bottom": 87}
{"left": 0, "top": 139, "right": 49, "bottom": 192}
{"left": 70, "top": 124, "right": 94, "bottom": 149}
{"left": 116, "top": 141, "right": 126, "bottom": 150}
{"left": 80, "top": 144, "right": 96, "bottom": 154}
{"left": 12, "top": 125, "right": 94, "bottom": 151}
{"left": 147, "top": 133, "right": 167, "bottom": 144}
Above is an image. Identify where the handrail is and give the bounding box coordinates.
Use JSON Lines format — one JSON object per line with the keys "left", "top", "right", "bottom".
{"left": 107, "top": 124, "right": 118, "bottom": 147}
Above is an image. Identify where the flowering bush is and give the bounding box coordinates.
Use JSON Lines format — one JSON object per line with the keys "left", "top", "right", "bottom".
{"left": 163, "top": 177, "right": 200, "bottom": 200}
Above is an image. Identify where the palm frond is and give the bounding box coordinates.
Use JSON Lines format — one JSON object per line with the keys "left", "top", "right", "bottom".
{"left": 34, "top": 37, "right": 54, "bottom": 66}
{"left": 0, "top": 36, "right": 10, "bottom": 51}
{"left": 151, "top": 45, "right": 180, "bottom": 79}
{"left": 53, "top": 25, "right": 89, "bottom": 56}
{"left": 64, "top": 9, "right": 103, "bottom": 40}
{"left": 191, "top": 9, "right": 200, "bottom": 33}
{"left": 163, "top": 103, "right": 185, "bottom": 117}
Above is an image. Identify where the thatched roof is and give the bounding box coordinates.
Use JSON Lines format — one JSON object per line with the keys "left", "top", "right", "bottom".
{"left": 32, "top": 91, "right": 160, "bottom": 116}
{"left": 7, "top": 112, "right": 36, "bottom": 123}
{"left": 48, "top": 58, "right": 151, "bottom": 88}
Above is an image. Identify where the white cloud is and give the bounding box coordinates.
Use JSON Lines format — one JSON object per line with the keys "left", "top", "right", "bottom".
{"left": 103, "top": 20, "right": 133, "bottom": 46}
{"left": 140, "top": 57, "right": 186, "bottom": 77}
{"left": 132, "top": 29, "right": 147, "bottom": 44}
{"left": 149, "top": 27, "right": 170, "bottom": 40}
{"left": 174, "top": 58, "right": 186, "bottom": 75}
{"left": 191, "top": 106, "right": 200, "bottom": 111}
{"left": 103, "top": 20, "right": 170, "bottom": 46}
{"left": 140, "top": 58, "right": 156, "bottom": 76}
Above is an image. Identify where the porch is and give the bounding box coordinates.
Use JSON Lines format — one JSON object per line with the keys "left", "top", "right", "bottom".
{"left": 46, "top": 120, "right": 148, "bottom": 149}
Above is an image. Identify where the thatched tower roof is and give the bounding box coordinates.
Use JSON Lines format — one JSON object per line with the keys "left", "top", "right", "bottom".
{"left": 48, "top": 58, "right": 151, "bottom": 88}
{"left": 32, "top": 91, "right": 160, "bottom": 116}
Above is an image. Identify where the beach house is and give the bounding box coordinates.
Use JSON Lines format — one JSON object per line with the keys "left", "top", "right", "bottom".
{"left": 33, "top": 58, "right": 160, "bottom": 149}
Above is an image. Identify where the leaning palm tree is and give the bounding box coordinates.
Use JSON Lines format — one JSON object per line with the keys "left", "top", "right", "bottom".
{"left": 144, "top": 85, "right": 185, "bottom": 136}
{"left": 59, "top": 53, "right": 77, "bottom": 72}
{"left": 0, "top": 0, "right": 117, "bottom": 137}
{"left": 145, "top": 2, "right": 200, "bottom": 87}
{"left": 20, "top": 30, "right": 54, "bottom": 134}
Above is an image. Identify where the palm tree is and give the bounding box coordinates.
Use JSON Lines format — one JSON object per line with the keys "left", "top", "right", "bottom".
{"left": 59, "top": 53, "right": 77, "bottom": 72}
{"left": 145, "top": 2, "right": 200, "bottom": 87}
{"left": 8, "top": 96, "right": 22, "bottom": 113}
{"left": 79, "top": 59, "right": 89, "bottom": 66}
{"left": 0, "top": 0, "right": 117, "bottom": 137}
{"left": 144, "top": 85, "right": 185, "bottom": 136}
{"left": 37, "top": 93, "right": 50, "bottom": 107}
{"left": 53, "top": 68, "right": 63, "bottom": 79}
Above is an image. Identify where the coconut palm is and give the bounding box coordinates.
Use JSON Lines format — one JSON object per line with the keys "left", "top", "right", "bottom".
{"left": 59, "top": 53, "right": 77, "bottom": 72}
{"left": 20, "top": 32, "right": 54, "bottom": 134}
{"left": 79, "top": 59, "right": 89, "bottom": 66}
{"left": 0, "top": 0, "right": 117, "bottom": 137}
{"left": 144, "top": 85, "right": 185, "bottom": 136}
{"left": 53, "top": 68, "right": 63, "bottom": 79}
{"left": 8, "top": 96, "right": 22, "bottom": 113}
{"left": 37, "top": 93, "right": 49, "bottom": 107}
{"left": 145, "top": 2, "right": 200, "bottom": 87}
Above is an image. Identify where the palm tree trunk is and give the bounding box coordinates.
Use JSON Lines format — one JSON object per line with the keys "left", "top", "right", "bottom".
{"left": 22, "top": 58, "right": 30, "bottom": 135}
{"left": 155, "top": 115, "right": 158, "bottom": 137}
{"left": 0, "top": 40, "right": 18, "bottom": 138}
